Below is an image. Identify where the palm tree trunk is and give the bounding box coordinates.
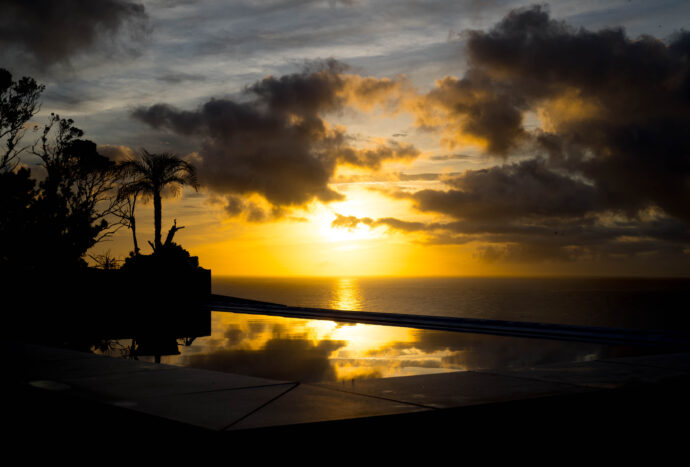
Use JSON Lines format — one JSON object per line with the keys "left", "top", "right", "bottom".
{"left": 130, "top": 195, "right": 140, "bottom": 255}
{"left": 130, "top": 214, "right": 140, "bottom": 255}
{"left": 154, "top": 190, "right": 162, "bottom": 251}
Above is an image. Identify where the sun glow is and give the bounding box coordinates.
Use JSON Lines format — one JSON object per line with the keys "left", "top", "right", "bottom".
{"left": 310, "top": 191, "right": 385, "bottom": 245}
{"left": 320, "top": 219, "right": 377, "bottom": 243}
{"left": 108, "top": 176, "right": 483, "bottom": 277}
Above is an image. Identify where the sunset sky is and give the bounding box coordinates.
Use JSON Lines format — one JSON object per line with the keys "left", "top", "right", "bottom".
{"left": 2, "top": 0, "right": 690, "bottom": 277}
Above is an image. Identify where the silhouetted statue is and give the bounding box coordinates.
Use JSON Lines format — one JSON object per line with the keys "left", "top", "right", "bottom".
{"left": 165, "top": 219, "right": 185, "bottom": 245}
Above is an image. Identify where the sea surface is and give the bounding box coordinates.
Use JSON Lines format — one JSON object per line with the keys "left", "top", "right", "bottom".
{"left": 98, "top": 276, "right": 690, "bottom": 382}
{"left": 213, "top": 276, "right": 690, "bottom": 331}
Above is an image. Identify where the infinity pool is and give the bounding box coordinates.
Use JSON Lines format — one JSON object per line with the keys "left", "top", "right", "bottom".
{"left": 95, "top": 311, "right": 661, "bottom": 383}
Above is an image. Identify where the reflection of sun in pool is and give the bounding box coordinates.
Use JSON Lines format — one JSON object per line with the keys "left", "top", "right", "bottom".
{"left": 170, "top": 312, "right": 464, "bottom": 381}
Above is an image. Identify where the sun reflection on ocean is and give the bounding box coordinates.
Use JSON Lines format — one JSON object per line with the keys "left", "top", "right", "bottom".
{"left": 329, "top": 277, "right": 362, "bottom": 311}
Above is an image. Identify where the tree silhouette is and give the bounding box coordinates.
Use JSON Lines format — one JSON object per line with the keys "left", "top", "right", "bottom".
{"left": 2, "top": 69, "right": 126, "bottom": 272}
{"left": 2, "top": 70, "right": 125, "bottom": 272}
{"left": 114, "top": 169, "right": 142, "bottom": 256}
{"left": 0, "top": 167, "right": 39, "bottom": 268}
{"left": 0, "top": 68, "right": 44, "bottom": 172}
{"left": 30, "top": 114, "right": 124, "bottom": 268}
{"left": 119, "top": 150, "right": 198, "bottom": 252}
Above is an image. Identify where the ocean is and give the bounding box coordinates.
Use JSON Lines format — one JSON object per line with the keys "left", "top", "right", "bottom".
{"left": 212, "top": 276, "right": 690, "bottom": 331}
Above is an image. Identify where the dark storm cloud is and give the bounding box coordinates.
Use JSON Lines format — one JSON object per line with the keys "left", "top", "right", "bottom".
{"left": 416, "top": 5, "right": 690, "bottom": 221}
{"left": 334, "top": 201, "right": 690, "bottom": 263}
{"left": 409, "top": 159, "right": 599, "bottom": 221}
{"left": 156, "top": 72, "right": 207, "bottom": 84}
{"left": 97, "top": 144, "right": 135, "bottom": 162}
{"left": 430, "top": 153, "right": 473, "bottom": 161}
{"left": 468, "top": 8, "right": 690, "bottom": 220}
{"left": 368, "top": 6, "right": 690, "bottom": 264}
{"left": 337, "top": 141, "right": 419, "bottom": 170}
{"left": 474, "top": 243, "right": 579, "bottom": 263}
{"left": 415, "top": 70, "right": 528, "bottom": 155}
{"left": 133, "top": 60, "right": 419, "bottom": 210}
{"left": 246, "top": 59, "right": 348, "bottom": 116}
{"left": 331, "top": 213, "right": 443, "bottom": 233}
{"left": 0, "top": 0, "right": 148, "bottom": 70}
{"left": 222, "top": 195, "right": 287, "bottom": 222}
{"left": 331, "top": 171, "right": 461, "bottom": 183}
{"left": 398, "top": 172, "right": 458, "bottom": 181}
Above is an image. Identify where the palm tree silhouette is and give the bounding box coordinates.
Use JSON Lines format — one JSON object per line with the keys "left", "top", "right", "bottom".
{"left": 120, "top": 150, "right": 199, "bottom": 251}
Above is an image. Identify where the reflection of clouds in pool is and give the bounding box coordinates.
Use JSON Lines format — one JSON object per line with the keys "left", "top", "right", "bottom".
{"left": 184, "top": 337, "right": 346, "bottom": 382}
{"left": 411, "top": 330, "right": 606, "bottom": 370}
{"left": 332, "top": 362, "right": 383, "bottom": 381}
{"left": 169, "top": 312, "right": 620, "bottom": 382}
{"left": 248, "top": 320, "right": 266, "bottom": 334}
{"left": 223, "top": 325, "right": 244, "bottom": 345}
{"left": 177, "top": 313, "right": 434, "bottom": 381}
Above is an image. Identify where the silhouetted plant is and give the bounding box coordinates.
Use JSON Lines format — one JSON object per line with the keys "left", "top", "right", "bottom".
{"left": 88, "top": 250, "right": 122, "bottom": 270}
{"left": 113, "top": 169, "right": 142, "bottom": 256}
{"left": 0, "top": 68, "right": 44, "bottom": 172}
{"left": 119, "top": 150, "right": 199, "bottom": 252}
{"left": 29, "top": 114, "right": 125, "bottom": 268}
{"left": 1, "top": 68, "right": 203, "bottom": 277}
{"left": 122, "top": 240, "right": 197, "bottom": 271}
{"left": 0, "top": 167, "right": 39, "bottom": 267}
{"left": 0, "top": 69, "right": 45, "bottom": 269}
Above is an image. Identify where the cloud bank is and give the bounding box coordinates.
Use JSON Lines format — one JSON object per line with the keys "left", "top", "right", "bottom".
{"left": 132, "top": 4, "right": 690, "bottom": 267}
{"left": 412, "top": 5, "right": 690, "bottom": 221}
{"left": 133, "top": 60, "right": 418, "bottom": 214}
{"left": 338, "top": 5, "right": 690, "bottom": 264}
{"left": 0, "top": 0, "right": 149, "bottom": 72}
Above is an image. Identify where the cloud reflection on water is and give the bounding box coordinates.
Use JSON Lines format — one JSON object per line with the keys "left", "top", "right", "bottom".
{"left": 159, "top": 311, "right": 619, "bottom": 382}
{"left": 184, "top": 337, "right": 345, "bottom": 382}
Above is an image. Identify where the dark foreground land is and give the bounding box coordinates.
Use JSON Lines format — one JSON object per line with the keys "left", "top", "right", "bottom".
{"left": 7, "top": 340, "right": 690, "bottom": 452}
{"left": 7, "top": 290, "right": 690, "bottom": 454}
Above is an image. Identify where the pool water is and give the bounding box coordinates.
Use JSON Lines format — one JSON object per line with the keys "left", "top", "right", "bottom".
{"left": 96, "top": 311, "right": 663, "bottom": 383}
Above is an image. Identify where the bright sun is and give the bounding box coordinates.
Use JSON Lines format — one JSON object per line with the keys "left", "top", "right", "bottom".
{"left": 312, "top": 203, "right": 380, "bottom": 244}
{"left": 322, "top": 220, "right": 377, "bottom": 243}
{"left": 310, "top": 184, "right": 393, "bottom": 244}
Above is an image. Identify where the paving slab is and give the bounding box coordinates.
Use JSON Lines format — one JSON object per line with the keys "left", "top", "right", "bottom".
{"left": 315, "top": 370, "right": 593, "bottom": 409}
{"left": 129, "top": 383, "right": 297, "bottom": 431}
{"left": 60, "top": 366, "right": 292, "bottom": 400}
{"left": 4, "top": 343, "right": 99, "bottom": 380}
{"left": 489, "top": 359, "right": 690, "bottom": 389}
{"left": 10, "top": 343, "right": 690, "bottom": 435}
{"left": 5, "top": 343, "right": 100, "bottom": 362}
{"left": 229, "top": 383, "right": 428, "bottom": 430}
{"left": 600, "top": 352, "right": 690, "bottom": 371}
{"left": 20, "top": 352, "right": 166, "bottom": 381}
